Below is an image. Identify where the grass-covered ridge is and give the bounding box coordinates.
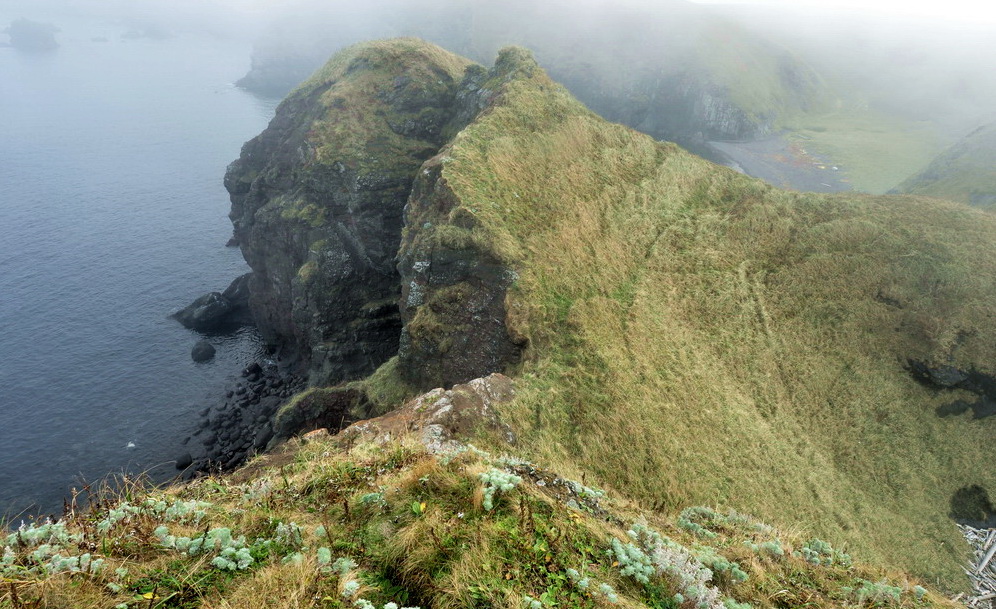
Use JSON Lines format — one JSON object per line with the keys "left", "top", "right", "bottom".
{"left": 0, "top": 433, "right": 962, "bottom": 609}
{"left": 896, "top": 122, "right": 996, "bottom": 209}
{"left": 428, "top": 48, "right": 996, "bottom": 589}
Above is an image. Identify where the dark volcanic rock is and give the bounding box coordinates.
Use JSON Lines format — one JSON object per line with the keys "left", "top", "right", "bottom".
{"left": 908, "top": 360, "right": 969, "bottom": 388}
{"left": 909, "top": 359, "right": 996, "bottom": 420}
{"left": 171, "top": 292, "right": 233, "bottom": 332}
{"left": 224, "top": 39, "right": 475, "bottom": 385}
{"left": 191, "top": 340, "right": 216, "bottom": 362}
{"left": 395, "top": 50, "right": 533, "bottom": 390}
{"left": 172, "top": 274, "right": 254, "bottom": 333}
{"left": 174, "top": 452, "right": 193, "bottom": 470}
{"left": 221, "top": 273, "right": 254, "bottom": 325}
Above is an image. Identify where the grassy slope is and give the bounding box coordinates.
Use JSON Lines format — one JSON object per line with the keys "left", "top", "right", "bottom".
{"left": 896, "top": 122, "right": 996, "bottom": 208}
{"left": 694, "top": 19, "right": 828, "bottom": 124}
{"left": 0, "top": 434, "right": 964, "bottom": 609}
{"left": 435, "top": 52, "right": 996, "bottom": 589}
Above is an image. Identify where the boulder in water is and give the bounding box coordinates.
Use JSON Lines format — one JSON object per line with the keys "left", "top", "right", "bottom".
{"left": 191, "top": 340, "right": 216, "bottom": 362}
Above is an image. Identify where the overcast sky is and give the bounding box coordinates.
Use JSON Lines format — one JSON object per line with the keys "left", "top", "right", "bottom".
{"left": 688, "top": 0, "right": 996, "bottom": 25}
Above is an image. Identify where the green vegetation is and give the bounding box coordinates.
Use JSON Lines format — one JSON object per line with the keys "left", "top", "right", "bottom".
{"left": 896, "top": 122, "right": 996, "bottom": 209}
{"left": 290, "top": 38, "right": 471, "bottom": 176}
{"left": 782, "top": 108, "right": 944, "bottom": 194}
{"left": 0, "top": 435, "right": 960, "bottom": 609}
{"left": 696, "top": 19, "right": 829, "bottom": 125}
{"left": 428, "top": 48, "right": 996, "bottom": 589}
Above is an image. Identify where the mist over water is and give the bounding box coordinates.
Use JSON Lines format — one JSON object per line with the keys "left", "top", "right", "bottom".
{"left": 0, "top": 18, "right": 276, "bottom": 519}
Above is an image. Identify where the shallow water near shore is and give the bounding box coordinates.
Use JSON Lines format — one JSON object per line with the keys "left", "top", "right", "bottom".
{"left": 0, "top": 16, "right": 277, "bottom": 520}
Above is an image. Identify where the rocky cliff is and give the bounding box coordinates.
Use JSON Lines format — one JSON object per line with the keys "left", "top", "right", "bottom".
{"left": 224, "top": 39, "right": 474, "bottom": 385}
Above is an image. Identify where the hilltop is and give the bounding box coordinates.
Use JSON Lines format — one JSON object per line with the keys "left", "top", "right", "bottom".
{"left": 4, "top": 38, "right": 995, "bottom": 608}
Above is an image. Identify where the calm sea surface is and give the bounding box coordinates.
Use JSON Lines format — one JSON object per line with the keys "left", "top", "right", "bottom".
{"left": 0, "top": 18, "right": 277, "bottom": 520}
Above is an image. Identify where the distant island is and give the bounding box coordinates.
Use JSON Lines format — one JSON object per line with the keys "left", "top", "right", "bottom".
{"left": 4, "top": 18, "right": 59, "bottom": 52}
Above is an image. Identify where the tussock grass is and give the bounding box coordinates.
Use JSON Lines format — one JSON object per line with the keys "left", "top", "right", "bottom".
{"left": 287, "top": 38, "right": 472, "bottom": 177}
{"left": 0, "top": 434, "right": 963, "bottom": 609}
{"left": 433, "top": 49, "right": 996, "bottom": 590}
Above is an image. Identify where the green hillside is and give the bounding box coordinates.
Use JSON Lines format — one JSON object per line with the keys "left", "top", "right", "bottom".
{"left": 400, "top": 47, "right": 996, "bottom": 589}
{"left": 896, "top": 122, "right": 996, "bottom": 210}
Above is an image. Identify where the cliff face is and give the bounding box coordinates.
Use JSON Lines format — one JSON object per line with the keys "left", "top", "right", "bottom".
{"left": 395, "top": 54, "right": 531, "bottom": 389}
{"left": 224, "top": 39, "right": 473, "bottom": 384}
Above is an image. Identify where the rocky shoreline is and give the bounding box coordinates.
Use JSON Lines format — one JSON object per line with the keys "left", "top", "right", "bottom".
{"left": 175, "top": 360, "right": 306, "bottom": 477}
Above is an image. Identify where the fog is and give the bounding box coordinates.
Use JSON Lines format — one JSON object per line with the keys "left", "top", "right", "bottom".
{"left": 3, "top": 0, "right": 995, "bottom": 175}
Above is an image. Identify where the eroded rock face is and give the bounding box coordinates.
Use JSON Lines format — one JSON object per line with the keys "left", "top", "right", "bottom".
{"left": 396, "top": 157, "right": 524, "bottom": 389}
{"left": 224, "top": 40, "right": 473, "bottom": 384}
{"left": 395, "top": 53, "right": 532, "bottom": 390}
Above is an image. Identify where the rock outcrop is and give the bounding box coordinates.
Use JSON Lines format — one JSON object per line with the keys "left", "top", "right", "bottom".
{"left": 337, "top": 373, "right": 516, "bottom": 452}
{"left": 225, "top": 39, "right": 475, "bottom": 384}
{"left": 394, "top": 52, "right": 531, "bottom": 389}
{"left": 171, "top": 273, "right": 253, "bottom": 333}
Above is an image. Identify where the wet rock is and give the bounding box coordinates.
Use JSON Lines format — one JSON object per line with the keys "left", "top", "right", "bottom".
{"left": 191, "top": 340, "right": 216, "bottom": 362}
{"left": 174, "top": 452, "right": 193, "bottom": 470}
{"left": 171, "top": 292, "right": 233, "bottom": 333}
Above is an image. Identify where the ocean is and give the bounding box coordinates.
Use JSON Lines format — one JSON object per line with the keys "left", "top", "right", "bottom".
{"left": 0, "top": 17, "right": 277, "bottom": 520}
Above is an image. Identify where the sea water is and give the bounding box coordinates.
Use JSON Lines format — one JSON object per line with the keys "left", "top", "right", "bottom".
{"left": 0, "top": 18, "right": 277, "bottom": 519}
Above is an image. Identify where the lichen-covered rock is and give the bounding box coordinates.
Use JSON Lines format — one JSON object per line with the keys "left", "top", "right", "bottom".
{"left": 224, "top": 39, "right": 474, "bottom": 384}
{"left": 339, "top": 373, "right": 516, "bottom": 452}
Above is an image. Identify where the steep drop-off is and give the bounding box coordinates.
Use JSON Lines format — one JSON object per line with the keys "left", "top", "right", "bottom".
{"left": 225, "top": 40, "right": 474, "bottom": 385}
{"left": 896, "top": 122, "right": 996, "bottom": 211}
{"left": 230, "top": 39, "right": 995, "bottom": 589}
